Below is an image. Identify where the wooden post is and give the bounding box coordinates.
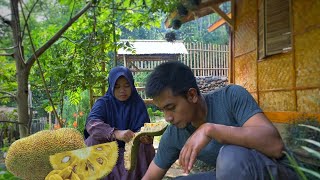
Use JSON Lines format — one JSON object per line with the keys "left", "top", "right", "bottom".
{"left": 48, "top": 111, "right": 52, "bottom": 130}
{"left": 123, "top": 55, "right": 127, "bottom": 67}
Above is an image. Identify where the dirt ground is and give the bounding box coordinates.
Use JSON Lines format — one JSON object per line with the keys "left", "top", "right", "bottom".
{"left": 153, "top": 141, "right": 213, "bottom": 180}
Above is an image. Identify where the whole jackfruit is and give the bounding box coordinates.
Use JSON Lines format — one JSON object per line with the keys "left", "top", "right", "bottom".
{"left": 49, "top": 141, "right": 118, "bottom": 180}
{"left": 5, "top": 128, "right": 86, "bottom": 180}
{"left": 124, "top": 122, "right": 168, "bottom": 171}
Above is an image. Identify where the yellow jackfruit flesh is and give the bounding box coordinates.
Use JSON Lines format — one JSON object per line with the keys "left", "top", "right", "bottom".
{"left": 124, "top": 122, "right": 168, "bottom": 171}
{"left": 45, "top": 166, "right": 80, "bottom": 180}
{"left": 49, "top": 141, "right": 118, "bottom": 180}
{"left": 5, "top": 128, "right": 86, "bottom": 180}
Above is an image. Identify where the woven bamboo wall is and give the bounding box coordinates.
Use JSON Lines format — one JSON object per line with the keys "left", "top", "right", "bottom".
{"left": 297, "top": 89, "right": 320, "bottom": 113}
{"left": 234, "top": 0, "right": 257, "bottom": 57}
{"left": 257, "top": 53, "right": 295, "bottom": 112}
{"left": 259, "top": 91, "right": 296, "bottom": 112}
{"left": 258, "top": 53, "right": 294, "bottom": 90}
{"left": 292, "top": 0, "right": 320, "bottom": 114}
{"left": 294, "top": 28, "right": 320, "bottom": 88}
{"left": 233, "top": 0, "right": 320, "bottom": 122}
{"left": 234, "top": 51, "right": 257, "bottom": 92}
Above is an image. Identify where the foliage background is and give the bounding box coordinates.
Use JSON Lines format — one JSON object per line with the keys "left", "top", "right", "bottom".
{"left": 0, "top": 0, "right": 230, "bottom": 126}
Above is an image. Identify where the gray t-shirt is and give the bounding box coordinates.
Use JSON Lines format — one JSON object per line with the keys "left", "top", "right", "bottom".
{"left": 154, "top": 85, "right": 263, "bottom": 169}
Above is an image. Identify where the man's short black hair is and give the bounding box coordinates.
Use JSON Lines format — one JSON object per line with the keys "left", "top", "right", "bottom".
{"left": 145, "top": 61, "right": 200, "bottom": 98}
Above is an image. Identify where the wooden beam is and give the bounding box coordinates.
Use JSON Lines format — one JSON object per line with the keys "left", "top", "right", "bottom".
{"left": 209, "top": 4, "right": 233, "bottom": 28}
{"left": 208, "top": 12, "right": 232, "bottom": 32}
{"left": 264, "top": 111, "right": 320, "bottom": 124}
{"left": 165, "top": 11, "right": 178, "bottom": 28}
{"left": 165, "top": 0, "right": 231, "bottom": 28}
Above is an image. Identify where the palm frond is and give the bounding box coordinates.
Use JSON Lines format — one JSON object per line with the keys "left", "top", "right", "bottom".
{"left": 298, "top": 124, "right": 320, "bottom": 133}
{"left": 299, "top": 138, "right": 320, "bottom": 148}
{"left": 301, "top": 146, "right": 320, "bottom": 160}
{"left": 283, "top": 151, "right": 308, "bottom": 180}
{"left": 298, "top": 166, "right": 320, "bottom": 179}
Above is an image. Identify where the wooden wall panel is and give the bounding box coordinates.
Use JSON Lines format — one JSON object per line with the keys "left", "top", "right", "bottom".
{"left": 234, "top": 51, "right": 257, "bottom": 91}
{"left": 292, "top": 0, "right": 320, "bottom": 35}
{"left": 295, "top": 29, "right": 320, "bottom": 88}
{"left": 258, "top": 53, "right": 294, "bottom": 90}
{"left": 297, "top": 89, "right": 320, "bottom": 113}
{"left": 234, "top": 0, "right": 257, "bottom": 57}
{"left": 259, "top": 91, "right": 296, "bottom": 111}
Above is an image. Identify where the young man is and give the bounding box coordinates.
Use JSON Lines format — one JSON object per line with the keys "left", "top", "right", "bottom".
{"left": 142, "top": 61, "right": 298, "bottom": 180}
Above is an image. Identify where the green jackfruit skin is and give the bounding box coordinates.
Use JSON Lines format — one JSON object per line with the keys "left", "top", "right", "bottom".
{"left": 5, "top": 128, "right": 86, "bottom": 180}
{"left": 124, "top": 122, "right": 168, "bottom": 171}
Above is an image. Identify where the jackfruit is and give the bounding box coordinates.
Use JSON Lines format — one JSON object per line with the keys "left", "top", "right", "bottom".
{"left": 124, "top": 122, "right": 168, "bottom": 171}
{"left": 49, "top": 141, "right": 118, "bottom": 180}
{"left": 45, "top": 166, "right": 80, "bottom": 180}
{"left": 5, "top": 128, "right": 86, "bottom": 180}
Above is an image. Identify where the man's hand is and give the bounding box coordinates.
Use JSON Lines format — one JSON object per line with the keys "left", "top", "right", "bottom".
{"left": 179, "top": 123, "right": 212, "bottom": 174}
{"left": 140, "top": 135, "right": 154, "bottom": 144}
{"left": 114, "top": 130, "right": 135, "bottom": 142}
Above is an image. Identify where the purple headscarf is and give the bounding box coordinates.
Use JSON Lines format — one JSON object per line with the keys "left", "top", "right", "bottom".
{"left": 84, "top": 66, "right": 150, "bottom": 148}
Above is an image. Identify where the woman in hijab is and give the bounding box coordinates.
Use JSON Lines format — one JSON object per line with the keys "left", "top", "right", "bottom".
{"left": 84, "top": 66, "right": 155, "bottom": 180}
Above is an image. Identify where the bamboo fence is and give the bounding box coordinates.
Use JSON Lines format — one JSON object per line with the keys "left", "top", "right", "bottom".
{"left": 130, "top": 42, "right": 229, "bottom": 77}
{"left": 133, "top": 42, "right": 230, "bottom": 100}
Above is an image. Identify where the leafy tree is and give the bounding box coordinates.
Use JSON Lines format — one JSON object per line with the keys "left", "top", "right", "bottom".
{"left": 0, "top": 0, "right": 93, "bottom": 137}
{"left": 0, "top": 0, "right": 178, "bottom": 138}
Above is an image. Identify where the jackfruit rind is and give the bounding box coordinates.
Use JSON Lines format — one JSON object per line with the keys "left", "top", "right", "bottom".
{"left": 5, "top": 128, "right": 86, "bottom": 180}
{"left": 49, "top": 141, "right": 118, "bottom": 180}
{"left": 124, "top": 122, "right": 168, "bottom": 171}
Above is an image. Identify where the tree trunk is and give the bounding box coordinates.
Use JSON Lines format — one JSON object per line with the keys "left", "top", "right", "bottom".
{"left": 16, "top": 68, "right": 30, "bottom": 137}
{"left": 11, "top": 0, "right": 30, "bottom": 138}
{"left": 9, "top": 0, "right": 92, "bottom": 137}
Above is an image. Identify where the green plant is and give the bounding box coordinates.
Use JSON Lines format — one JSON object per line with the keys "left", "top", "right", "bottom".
{"left": 1, "top": 138, "right": 10, "bottom": 153}
{"left": 286, "top": 117, "right": 320, "bottom": 149}
{"left": 147, "top": 108, "right": 164, "bottom": 123}
{"left": 285, "top": 121, "right": 320, "bottom": 180}
{"left": 0, "top": 168, "right": 22, "bottom": 180}
{"left": 76, "top": 113, "right": 86, "bottom": 135}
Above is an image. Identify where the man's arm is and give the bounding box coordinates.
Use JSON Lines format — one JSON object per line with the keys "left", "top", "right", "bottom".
{"left": 179, "top": 113, "right": 284, "bottom": 173}
{"left": 207, "top": 112, "right": 284, "bottom": 158}
{"left": 142, "top": 160, "right": 168, "bottom": 180}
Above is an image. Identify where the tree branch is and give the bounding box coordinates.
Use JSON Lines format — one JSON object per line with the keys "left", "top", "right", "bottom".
{"left": 60, "top": 35, "right": 80, "bottom": 44}
{"left": 0, "top": 46, "right": 17, "bottom": 50}
{"left": 26, "top": 2, "right": 92, "bottom": 67}
{"left": 0, "top": 91, "right": 16, "bottom": 98}
{"left": 21, "top": 0, "right": 40, "bottom": 39}
{"left": 0, "top": 53, "right": 14, "bottom": 57}
{"left": 20, "top": 1, "right": 60, "bottom": 127}
{"left": 0, "top": 15, "right": 11, "bottom": 26}
{"left": 0, "top": 120, "right": 27, "bottom": 126}
{"left": 0, "top": 95, "right": 14, "bottom": 99}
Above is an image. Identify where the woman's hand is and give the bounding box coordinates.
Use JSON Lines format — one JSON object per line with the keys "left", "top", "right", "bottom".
{"left": 179, "top": 123, "right": 212, "bottom": 174}
{"left": 114, "top": 130, "right": 135, "bottom": 142}
{"left": 139, "top": 135, "right": 154, "bottom": 144}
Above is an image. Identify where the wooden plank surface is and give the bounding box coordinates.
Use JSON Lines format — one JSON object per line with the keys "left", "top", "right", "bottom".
{"left": 264, "top": 111, "right": 320, "bottom": 123}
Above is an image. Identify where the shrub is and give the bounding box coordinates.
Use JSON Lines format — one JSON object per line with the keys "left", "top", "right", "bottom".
{"left": 285, "top": 117, "right": 320, "bottom": 180}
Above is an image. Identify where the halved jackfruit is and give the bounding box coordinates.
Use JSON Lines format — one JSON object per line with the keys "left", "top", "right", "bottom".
{"left": 124, "top": 122, "right": 168, "bottom": 171}
{"left": 49, "top": 141, "right": 118, "bottom": 180}
{"left": 5, "top": 128, "right": 86, "bottom": 180}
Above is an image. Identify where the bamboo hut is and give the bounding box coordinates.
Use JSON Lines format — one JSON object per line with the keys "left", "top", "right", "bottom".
{"left": 165, "top": 0, "right": 320, "bottom": 124}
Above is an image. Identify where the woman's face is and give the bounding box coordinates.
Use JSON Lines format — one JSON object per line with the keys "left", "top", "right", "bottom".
{"left": 114, "top": 76, "right": 132, "bottom": 101}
